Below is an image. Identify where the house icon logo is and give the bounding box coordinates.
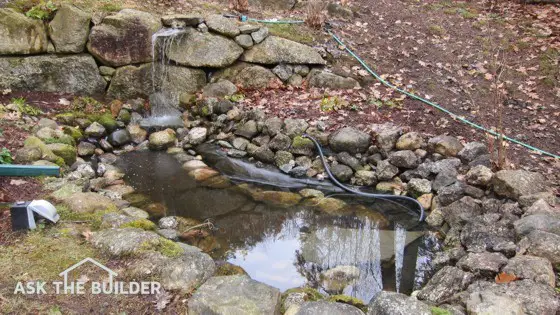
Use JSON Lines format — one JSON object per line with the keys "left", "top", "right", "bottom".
{"left": 59, "top": 257, "right": 117, "bottom": 288}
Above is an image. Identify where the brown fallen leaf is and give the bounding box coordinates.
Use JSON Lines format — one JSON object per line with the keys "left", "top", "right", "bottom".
{"left": 81, "top": 229, "right": 93, "bottom": 242}
{"left": 495, "top": 272, "right": 517, "bottom": 284}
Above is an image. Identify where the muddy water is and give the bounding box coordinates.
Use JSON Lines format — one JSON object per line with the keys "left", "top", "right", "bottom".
{"left": 116, "top": 151, "right": 438, "bottom": 303}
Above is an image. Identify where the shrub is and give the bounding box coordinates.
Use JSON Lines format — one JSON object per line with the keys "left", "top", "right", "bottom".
{"left": 25, "top": 0, "right": 57, "bottom": 20}
{"left": 306, "top": 0, "right": 325, "bottom": 29}
{"left": 0, "top": 148, "right": 13, "bottom": 164}
{"left": 11, "top": 97, "right": 42, "bottom": 116}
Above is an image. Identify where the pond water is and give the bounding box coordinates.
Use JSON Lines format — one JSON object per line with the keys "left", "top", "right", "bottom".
{"left": 116, "top": 151, "right": 439, "bottom": 303}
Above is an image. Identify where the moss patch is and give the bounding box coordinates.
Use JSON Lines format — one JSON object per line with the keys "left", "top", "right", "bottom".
{"left": 327, "top": 295, "right": 367, "bottom": 312}
{"left": 267, "top": 24, "right": 314, "bottom": 44}
{"left": 120, "top": 218, "right": 157, "bottom": 231}
{"left": 215, "top": 262, "right": 248, "bottom": 276}
{"left": 281, "top": 287, "right": 324, "bottom": 312}
{"left": 431, "top": 307, "right": 452, "bottom": 315}
{"left": 57, "top": 204, "right": 117, "bottom": 230}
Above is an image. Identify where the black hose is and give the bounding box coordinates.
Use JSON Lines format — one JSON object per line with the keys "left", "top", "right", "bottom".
{"left": 303, "top": 134, "right": 425, "bottom": 221}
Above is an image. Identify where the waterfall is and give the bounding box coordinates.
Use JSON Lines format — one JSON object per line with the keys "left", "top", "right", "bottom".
{"left": 140, "top": 28, "right": 187, "bottom": 130}
{"left": 394, "top": 223, "right": 407, "bottom": 293}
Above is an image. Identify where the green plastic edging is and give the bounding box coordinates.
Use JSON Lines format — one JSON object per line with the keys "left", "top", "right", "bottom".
{"left": 0, "top": 164, "right": 60, "bottom": 177}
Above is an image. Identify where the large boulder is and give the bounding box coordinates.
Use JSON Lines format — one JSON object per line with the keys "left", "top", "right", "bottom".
{"left": 0, "top": 8, "right": 48, "bottom": 54}
{"left": 417, "top": 266, "right": 474, "bottom": 303}
{"left": 87, "top": 9, "right": 161, "bottom": 66}
{"left": 465, "top": 290, "right": 524, "bottom": 315}
{"left": 296, "top": 301, "right": 364, "bottom": 315}
{"left": 48, "top": 4, "right": 91, "bottom": 53}
{"left": 492, "top": 170, "right": 548, "bottom": 200}
{"left": 241, "top": 36, "right": 326, "bottom": 65}
{"left": 307, "top": 69, "right": 360, "bottom": 89}
{"left": 62, "top": 192, "right": 116, "bottom": 213}
{"left": 205, "top": 14, "right": 240, "bottom": 37}
{"left": 329, "top": 127, "right": 371, "bottom": 153}
{"left": 0, "top": 55, "right": 106, "bottom": 94}
{"left": 367, "top": 291, "right": 431, "bottom": 315}
{"left": 91, "top": 228, "right": 160, "bottom": 256}
{"left": 187, "top": 275, "right": 282, "bottom": 315}
{"left": 428, "top": 135, "right": 464, "bottom": 156}
{"left": 514, "top": 214, "right": 560, "bottom": 237}
{"left": 518, "top": 230, "right": 560, "bottom": 264}
{"left": 502, "top": 255, "right": 555, "bottom": 287}
{"left": 168, "top": 28, "right": 243, "bottom": 68}
{"left": 157, "top": 65, "right": 207, "bottom": 95}
{"left": 107, "top": 63, "right": 152, "bottom": 99}
{"left": 233, "top": 65, "right": 277, "bottom": 89}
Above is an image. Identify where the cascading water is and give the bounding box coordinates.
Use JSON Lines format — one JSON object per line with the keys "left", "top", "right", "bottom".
{"left": 139, "top": 28, "right": 187, "bottom": 130}
{"left": 394, "top": 223, "right": 407, "bottom": 293}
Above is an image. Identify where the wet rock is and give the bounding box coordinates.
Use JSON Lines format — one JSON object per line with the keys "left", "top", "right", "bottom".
{"left": 202, "top": 80, "right": 238, "bottom": 98}
{"left": 310, "top": 197, "right": 347, "bottom": 214}
{"left": 329, "top": 127, "right": 371, "bottom": 154}
{"left": 492, "top": 170, "right": 547, "bottom": 200}
{"left": 241, "top": 36, "right": 326, "bottom": 65}
{"left": 187, "top": 127, "right": 207, "bottom": 145}
{"left": 108, "top": 129, "right": 131, "bottom": 147}
{"left": 91, "top": 228, "right": 160, "bottom": 256}
{"left": 252, "top": 190, "right": 302, "bottom": 207}
{"left": 87, "top": 9, "right": 161, "bottom": 66}
{"left": 0, "top": 8, "right": 48, "bottom": 54}
{"left": 460, "top": 213, "right": 515, "bottom": 253}
{"left": 235, "top": 120, "right": 258, "bottom": 139}
{"left": 395, "top": 132, "right": 424, "bottom": 150}
{"left": 331, "top": 164, "right": 353, "bottom": 182}
{"left": 456, "top": 252, "right": 508, "bottom": 276}
{"left": 49, "top": 4, "right": 91, "bottom": 53}
{"left": 189, "top": 168, "right": 219, "bottom": 182}
{"left": 457, "top": 142, "right": 488, "bottom": 162}
{"left": 307, "top": 69, "right": 360, "bottom": 89}
{"left": 99, "top": 139, "right": 113, "bottom": 152}
{"left": 321, "top": 265, "right": 360, "bottom": 294}
{"left": 502, "top": 255, "right": 555, "bottom": 287}
{"left": 354, "top": 170, "right": 376, "bottom": 186}
{"left": 465, "top": 290, "right": 523, "bottom": 315}
{"left": 0, "top": 55, "right": 106, "bottom": 94}
{"left": 465, "top": 165, "right": 493, "bottom": 187}
{"left": 149, "top": 129, "right": 176, "bottom": 150}
{"left": 296, "top": 301, "right": 364, "bottom": 315}
{"left": 188, "top": 275, "right": 281, "bottom": 314}
{"left": 463, "top": 279, "right": 560, "bottom": 315}
{"left": 251, "top": 27, "right": 269, "bottom": 44}
{"left": 428, "top": 135, "right": 464, "bottom": 157}
{"left": 235, "top": 34, "right": 253, "bottom": 48}
{"left": 367, "top": 291, "right": 431, "bottom": 315}
{"left": 168, "top": 28, "right": 243, "bottom": 68}
{"left": 252, "top": 145, "right": 275, "bottom": 163}
{"left": 182, "top": 160, "right": 208, "bottom": 172}
{"left": 234, "top": 65, "right": 277, "bottom": 89}
{"left": 126, "top": 124, "right": 147, "bottom": 144}
{"left": 107, "top": 63, "right": 152, "bottom": 99}
{"left": 158, "top": 66, "right": 207, "bottom": 96}
{"left": 290, "top": 136, "right": 314, "bottom": 156}
{"left": 417, "top": 266, "right": 474, "bottom": 303}
{"left": 205, "top": 14, "right": 240, "bottom": 37}
{"left": 514, "top": 214, "right": 560, "bottom": 237}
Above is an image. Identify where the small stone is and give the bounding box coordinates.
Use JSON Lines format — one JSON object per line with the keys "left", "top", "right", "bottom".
{"left": 232, "top": 137, "right": 250, "bottom": 150}
{"left": 466, "top": 165, "right": 493, "bottom": 187}
{"left": 272, "top": 64, "right": 293, "bottom": 81}
{"left": 188, "top": 127, "right": 207, "bottom": 145}
{"left": 388, "top": 150, "right": 419, "bottom": 169}
{"left": 329, "top": 127, "right": 371, "bottom": 153}
{"left": 456, "top": 252, "right": 508, "bottom": 276}
{"left": 85, "top": 122, "right": 106, "bottom": 137}
{"left": 251, "top": 27, "right": 269, "bottom": 44}
{"left": 428, "top": 135, "right": 464, "bottom": 157}
{"left": 417, "top": 266, "right": 474, "bottom": 303}
{"left": 234, "top": 120, "right": 258, "bottom": 139}
{"left": 395, "top": 132, "right": 424, "bottom": 150}
{"left": 407, "top": 178, "right": 432, "bottom": 196}
{"left": 524, "top": 199, "right": 560, "bottom": 217}
{"left": 287, "top": 74, "right": 304, "bottom": 86}
{"left": 269, "top": 133, "right": 291, "bottom": 151}
{"left": 458, "top": 142, "right": 488, "bottom": 162}
{"left": 376, "top": 160, "right": 399, "bottom": 180}
{"left": 331, "top": 164, "right": 354, "bottom": 182}
{"left": 149, "top": 129, "right": 176, "bottom": 150}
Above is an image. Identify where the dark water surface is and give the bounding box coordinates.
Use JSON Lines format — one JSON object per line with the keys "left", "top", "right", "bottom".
{"left": 116, "top": 151, "right": 438, "bottom": 302}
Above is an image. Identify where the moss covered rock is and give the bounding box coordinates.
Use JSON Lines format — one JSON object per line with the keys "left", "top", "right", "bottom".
{"left": 23, "top": 136, "right": 65, "bottom": 166}
{"left": 0, "top": 8, "right": 48, "bottom": 54}
{"left": 46, "top": 143, "right": 76, "bottom": 165}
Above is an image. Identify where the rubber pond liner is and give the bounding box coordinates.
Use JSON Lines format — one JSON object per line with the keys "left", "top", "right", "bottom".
{"left": 116, "top": 150, "right": 440, "bottom": 303}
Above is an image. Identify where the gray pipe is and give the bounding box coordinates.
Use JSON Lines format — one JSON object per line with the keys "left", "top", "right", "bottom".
{"left": 303, "top": 134, "right": 425, "bottom": 221}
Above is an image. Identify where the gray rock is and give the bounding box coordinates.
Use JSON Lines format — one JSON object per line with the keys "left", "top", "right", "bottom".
{"left": 388, "top": 150, "right": 419, "bottom": 169}
{"left": 157, "top": 65, "right": 207, "bottom": 96}
{"left": 157, "top": 228, "right": 178, "bottom": 240}
{"left": 460, "top": 213, "right": 515, "bottom": 253}
{"left": 367, "top": 291, "right": 431, "bottom": 315}
{"left": 251, "top": 27, "right": 269, "bottom": 44}
{"left": 468, "top": 154, "right": 492, "bottom": 168}
{"left": 15, "top": 147, "right": 42, "bottom": 163}
{"left": 437, "top": 181, "right": 466, "bottom": 206}
{"left": 417, "top": 266, "right": 474, "bottom": 303}
{"left": 327, "top": 2, "right": 355, "bottom": 19}
{"left": 99, "top": 65, "right": 116, "bottom": 76}
{"left": 158, "top": 247, "right": 215, "bottom": 293}
{"left": 331, "top": 164, "right": 353, "bottom": 182}
{"left": 457, "top": 142, "right": 488, "bottom": 162}
{"left": 0, "top": 8, "right": 48, "bottom": 54}
{"left": 275, "top": 150, "right": 294, "bottom": 168}
{"left": 296, "top": 301, "right": 364, "bottom": 315}
{"left": 428, "top": 135, "right": 464, "bottom": 157}
{"left": 293, "top": 65, "right": 310, "bottom": 76}
{"left": 264, "top": 117, "right": 284, "bottom": 136}
{"left": 239, "top": 24, "right": 260, "bottom": 34}
{"left": 337, "top": 152, "right": 362, "bottom": 171}
{"left": 107, "top": 63, "right": 152, "bottom": 100}
{"left": 235, "top": 120, "right": 259, "bottom": 139}
{"left": 465, "top": 290, "right": 523, "bottom": 315}
{"left": 371, "top": 123, "right": 402, "bottom": 152}
{"left": 519, "top": 192, "right": 556, "bottom": 208}
{"left": 149, "top": 129, "right": 176, "bottom": 150}
{"left": 463, "top": 280, "right": 560, "bottom": 315}
{"left": 492, "top": 170, "right": 547, "bottom": 200}
{"left": 407, "top": 178, "right": 432, "bottom": 196}
{"left": 514, "top": 214, "right": 560, "bottom": 237}
{"left": 307, "top": 69, "right": 360, "bottom": 89}
{"left": 100, "top": 213, "right": 135, "bottom": 229}
{"left": 233, "top": 137, "right": 250, "bottom": 150}
{"left": 395, "top": 132, "right": 424, "bottom": 150}
{"left": 227, "top": 148, "right": 247, "bottom": 158}
{"left": 329, "top": 127, "right": 371, "bottom": 154}
{"left": 376, "top": 160, "right": 399, "bottom": 181}
{"left": 161, "top": 14, "right": 203, "bottom": 28}
{"left": 77, "top": 142, "right": 96, "bottom": 157}
{"left": 126, "top": 124, "right": 148, "bottom": 144}
{"left": 188, "top": 127, "right": 207, "bottom": 145}
{"left": 502, "top": 255, "right": 555, "bottom": 287}
{"left": 241, "top": 36, "right": 326, "bottom": 65}
{"left": 49, "top": 4, "right": 91, "bottom": 53}
{"left": 252, "top": 146, "right": 275, "bottom": 163}
{"left": 233, "top": 65, "right": 277, "bottom": 89}
{"left": 235, "top": 34, "right": 253, "bottom": 48}
{"left": 287, "top": 74, "right": 304, "bottom": 86}
{"left": 167, "top": 28, "right": 243, "bottom": 68}
{"left": 108, "top": 129, "right": 131, "bottom": 147}
{"left": 0, "top": 55, "right": 106, "bottom": 95}
{"left": 91, "top": 228, "right": 160, "bottom": 256}
{"left": 432, "top": 168, "right": 458, "bottom": 191}
{"left": 354, "top": 170, "right": 376, "bottom": 186}
{"left": 519, "top": 230, "right": 560, "bottom": 264}
{"left": 290, "top": 136, "right": 315, "bottom": 156}
{"left": 188, "top": 275, "right": 281, "bottom": 315}
{"left": 284, "top": 118, "right": 308, "bottom": 137}
{"left": 442, "top": 196, "right": 482, "bottom": 228}
{"left": 424, "top": 158, "right": 462, "bottom": 174}
{"left": 205, "top": 14, "right": 240, "bottom": 37}
{"left": 87, "top": 9, "right": 161, "bottom": 67}
{"left": 158, "top": 216, "right": 178, "bottom": 229}
{"left": 523, "top": 199, "right": 560, "bottom": 217}
{"left": 269, "top": 133, "right": 291, "bottom": 151}
{"left": 466, "top": 165, "right": 493, "bottom": 187}
{"left": 122, "top": 206, "right": 149, "bottom": 219}
{"left": 456, "top": 252, "right": 508, "bottom": 276}
{"left": 99, "top": 139, "right": 113, "bottom": 152}
{"left": 272, "top": 64, "right": 293, "bottom": 81}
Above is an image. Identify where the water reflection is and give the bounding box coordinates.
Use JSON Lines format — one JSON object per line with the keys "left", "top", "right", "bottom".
{"left": 117, "top": 151, "right": 438, "bottom": 303}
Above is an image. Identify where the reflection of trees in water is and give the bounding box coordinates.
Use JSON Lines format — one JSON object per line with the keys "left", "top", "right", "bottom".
{"left": 294, "top": 250, "right": 323, "bottom": 289}
{"left": 413, "top": 232, "right": 443, "bottom": 291}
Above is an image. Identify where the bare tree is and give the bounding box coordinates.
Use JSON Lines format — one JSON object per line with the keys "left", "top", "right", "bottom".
{"left": 305, "top": 0, "right": 325, "bottom": 29}
{"left": 229, "top": 0, "right": 249, "bottom": 12}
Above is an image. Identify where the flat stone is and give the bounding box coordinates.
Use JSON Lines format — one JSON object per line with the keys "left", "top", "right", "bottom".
{"left": 492, "top": 170, "right": 547, "bottom": 200}
{"left": 241, "top": 36, "right": 326, "bottom": 65}
{"left": 519, "top": 230, "right": 560, "bottom": 265}
{"left": 502, "top": 255, "right": 555, "bottom": 287}
{"left": 307, "top": 69, "right": 360, "bottom": 89}
{"left": 91, "top": 228, "right": 160, "bottom": 256}
{"left": 329, "top": 127, "right": 371, "bottom": 154}
{"left": 205, "top": 14, "right": 240, "bottom": 37}
{"left": 456, "top": 252, "right": 508, "bottom": 276}
{"left": 514, "top": 214, "right": 560, "bottom": 237}
{"left": 367, "top": 291, "right": 431, "bottom": 315}
{"left": 417, "top": 266, "right": 474, "bottom": 303}
{"left": 296, "top": 301, "right": 364, "bottom": 315}
{"left": 465, "top": 290, "right": 524, "bottom": 315}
